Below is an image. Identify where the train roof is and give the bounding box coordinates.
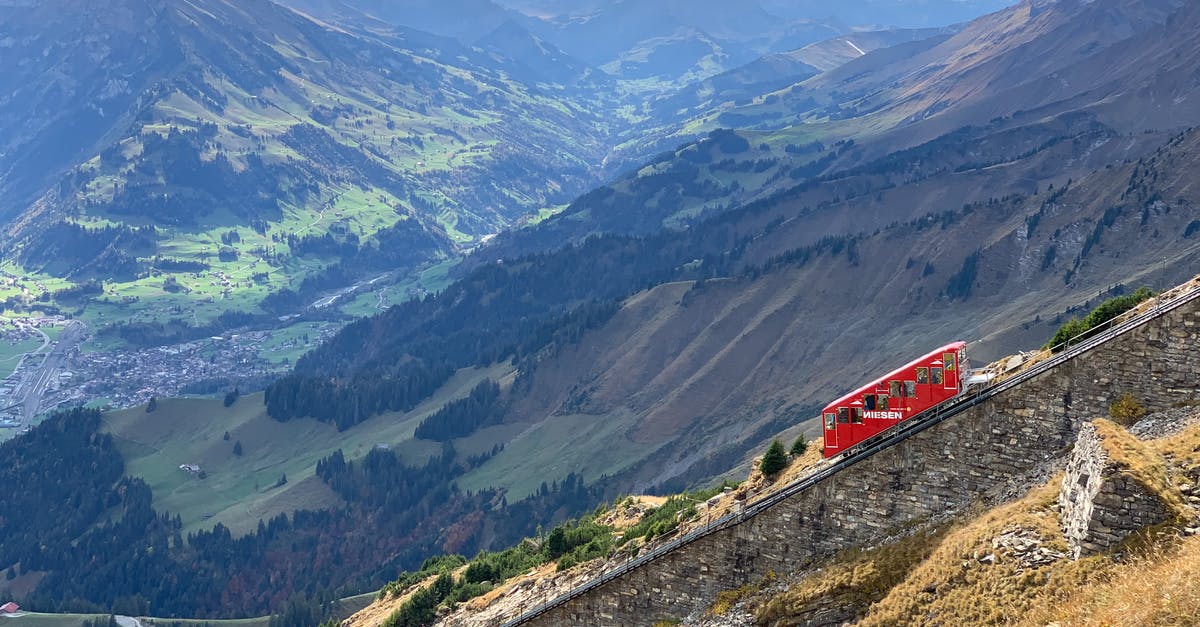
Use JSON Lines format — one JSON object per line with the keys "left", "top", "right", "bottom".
{"left": 822, "top": 341, "right": 967, "bottom": 411}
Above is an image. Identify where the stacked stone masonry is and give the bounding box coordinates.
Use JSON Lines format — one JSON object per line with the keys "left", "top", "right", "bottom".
{"left": 517, "top": 300, "right": 1200, "bottom": 626}
{"left": 1058, "top": 422, "right": 1173, "bottom": 557}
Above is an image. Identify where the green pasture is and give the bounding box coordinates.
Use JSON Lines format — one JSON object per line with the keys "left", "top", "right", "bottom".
{"left": 256, "top": 321, "right": 337, "bottom": 366}
{"left": 339, "top": 258, "right": 459, "bottom": 318}
{"left": 457, "top": 408, "right": 655, "bottom": 500}
{"left": 102, "top": 363, "right": 511, "bottom": 535}
{"left": 0, "top": 337, "right": 43, "bottom": 379}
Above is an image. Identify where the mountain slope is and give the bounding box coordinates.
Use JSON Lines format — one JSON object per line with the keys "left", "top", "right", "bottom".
{"left": 278, "top": 0, "right": 1200, "bottom": 496}
{"left": 276, "top": 108, "right": 1200, "bottom": 498}
{"left": 647, "top": 26, "right": 958, "bottom": 139}
{"left": 691, "top": 0, "right": 1186, "bottom": 137}
{"left": 0, "top": 0, "right": 612, "bottom": 327}
{"left": 516, "top": 0, "right": 1194, "bottom": 250}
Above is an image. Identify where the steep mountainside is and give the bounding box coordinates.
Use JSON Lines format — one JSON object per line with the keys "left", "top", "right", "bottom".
{"left": 469, "top": 125, "right": 1200, "bottom": 493}
{"left": 649, "top": 26, "right": 956, "bottom": 122}
{"left": 758, "top": 0, "right": 1014, "bottom": 26}
{"left": 257, "top": 0, "right": 1200, "bottom": 526}
{"left": 278, "top": 115, "right": 1200, "bottom": 500}
{"left": 515, "top": 0, "right": 1195, "bottom": 250}
{"left": 688, "top": 0, "right": 1187, "bottom": 137}
{"left": 0, "top": 0, "right": 613, "bottom": 327}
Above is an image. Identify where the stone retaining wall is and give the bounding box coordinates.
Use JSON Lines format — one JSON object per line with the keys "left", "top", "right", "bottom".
{"left": 1059, "top": 422, "right": 1174, "bottom": 557}
{"left": 520, "top": 301, "right": 1200, "bottom": 626}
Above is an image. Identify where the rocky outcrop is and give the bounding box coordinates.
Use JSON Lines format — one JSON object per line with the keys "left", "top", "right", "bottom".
{"left": 1059, "top": 422, "right": 1176, "bottom": 557}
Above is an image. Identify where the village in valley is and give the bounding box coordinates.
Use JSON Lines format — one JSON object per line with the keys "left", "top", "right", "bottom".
{"left": 0, "top": 314, "right": 338, "bottom": 437}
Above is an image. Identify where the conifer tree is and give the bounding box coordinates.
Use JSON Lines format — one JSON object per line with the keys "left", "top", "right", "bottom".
{"left": 790, "top": 434, "right": 808, "bottom": 456}
{"left": 761, "top": 439, "right": 788, "bottom": 478}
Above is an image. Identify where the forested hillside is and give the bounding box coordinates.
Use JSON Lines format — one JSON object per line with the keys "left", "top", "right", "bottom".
{"left": 0, "top": 409, "right": 604, "bottom": 618}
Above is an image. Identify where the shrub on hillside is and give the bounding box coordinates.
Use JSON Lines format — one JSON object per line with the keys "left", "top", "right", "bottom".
{"left": 790, "top": 434, "right": 809, "bottom": 457}
{"left": 1110, "top": 393, "right": 1147, "bottom": 426}
{"left": 1046, "top": 287, "right": 1154, "bottom": 351}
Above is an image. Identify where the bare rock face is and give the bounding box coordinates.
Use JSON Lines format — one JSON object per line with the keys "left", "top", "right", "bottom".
{"left": 1059, "top": 422, "right": 1174, "bottom": 558}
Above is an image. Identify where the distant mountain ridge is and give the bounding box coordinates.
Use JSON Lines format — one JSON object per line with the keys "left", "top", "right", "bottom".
{"left": 0, "top": 0, "right": 616, "bottom": 325}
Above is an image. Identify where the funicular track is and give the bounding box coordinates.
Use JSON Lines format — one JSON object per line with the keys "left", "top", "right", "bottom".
{"left": 502, "top": 284, "right": 1200, "bottom": 626}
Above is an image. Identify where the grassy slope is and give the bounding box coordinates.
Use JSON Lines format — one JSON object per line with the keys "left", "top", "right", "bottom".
{"left": 256, "top": 321, "right": 340, "bottom": 367}
{"left": 3, "top": 0, "right": 608, "bottom": 330}
{"left": 0, "top": 337, "right": 43, "bottom": 379}
{"left": 338, "top": 258, "right": 460, "bottom": 318}
{"left": 102, "top": 363, "right": 510, "bottom": 534}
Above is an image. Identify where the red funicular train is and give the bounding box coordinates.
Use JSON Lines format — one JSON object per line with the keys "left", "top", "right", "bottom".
{"left": 822, "top": 341, "right": 968, "bottom": 458}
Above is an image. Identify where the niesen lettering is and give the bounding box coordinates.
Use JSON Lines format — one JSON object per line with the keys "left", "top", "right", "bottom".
{"left": 863, "top": 410, "right": 903, "bottom": 420}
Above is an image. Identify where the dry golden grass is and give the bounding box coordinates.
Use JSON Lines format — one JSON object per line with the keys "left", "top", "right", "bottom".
{"left": 755, "top": 527, "right": 948, "bottom": 626}
{"left": 852, "top": 482, "right": 1116, "bottom": 626}
{"left": 597, "top": 495, "right": 668, "bottom": 530}
{"left": 343, "top": 573, "right": 441, "bottom": 627}
{"left": 1152, "top": 420, "right": 1200, "bottom": 467}
{"left": 1036, "top": 536, "right": 1200, "bottom": 626}
{"left": 753, "top": 421, "right": 1200, "bottom": 627}
{"left": 455, "top": 562, "right": 558, "bottom": 613}
{"left": 1093, "top": 419, "right": 1190, "bottom": 520}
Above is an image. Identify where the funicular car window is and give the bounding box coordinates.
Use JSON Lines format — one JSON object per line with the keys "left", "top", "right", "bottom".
{"left": 825, "top": 413, "right": 836, "bottom": 430}
{"left": 890, "top": 380, "right": 901, "bottom": 397}
{"left": 917, "top": 367, "right": 928, "bottom": 384}
{"left": 878, "top": 395, "right": 889, "bottom": 410}
{"left": 944, "top": 353, "right": 956, "bottom": 371}
{"left": 850, "top": 408, "right": 863, "bottom": 423}
{"left": 864, "top": 394, "right": 876, "bottom": 410}
{"left": 932, "top": 367, "right": 944, "bottom": 385}
{"left": 904, "top": 381, "right": 917, "bottom": 397}
{"left": 837, "top": 408, "right": 849, "bottom": 423}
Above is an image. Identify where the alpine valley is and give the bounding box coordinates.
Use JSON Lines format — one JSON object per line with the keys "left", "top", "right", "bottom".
{"left": 3, "top": 0, "right": 1200, "bottom": 624}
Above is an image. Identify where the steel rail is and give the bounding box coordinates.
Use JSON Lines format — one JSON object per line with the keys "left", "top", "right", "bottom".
{"left": 501, "top": 284, "right": 1200, "bottom": 626}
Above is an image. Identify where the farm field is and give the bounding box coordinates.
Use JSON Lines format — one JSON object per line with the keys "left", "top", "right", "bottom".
{"left": 339, "top": 258, "right": 460, "bottom": 318}
{"left": 256, "top": 321, "right": 339, "bottom": 366}
{"left": 0, "top": 337, "right": 43, "bottom": 379}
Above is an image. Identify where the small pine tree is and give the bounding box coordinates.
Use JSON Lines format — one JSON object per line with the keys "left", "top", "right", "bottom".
{"left": 233, "top": 440, "right": 243, "bottom": 456}
{"left": 760, "top": 439, "right": 788, "bottom": 478}
{"left": 146, "top": 396, "right": 157, "bottom": 413}
{"left": 223, "top": 430, "right": 231, "bottom": 441}
{"left": 790, "top": 434, "right": 808, "bottom": 457}
{"left": 276, "top": 472, "right": 288, "bottom": 487}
